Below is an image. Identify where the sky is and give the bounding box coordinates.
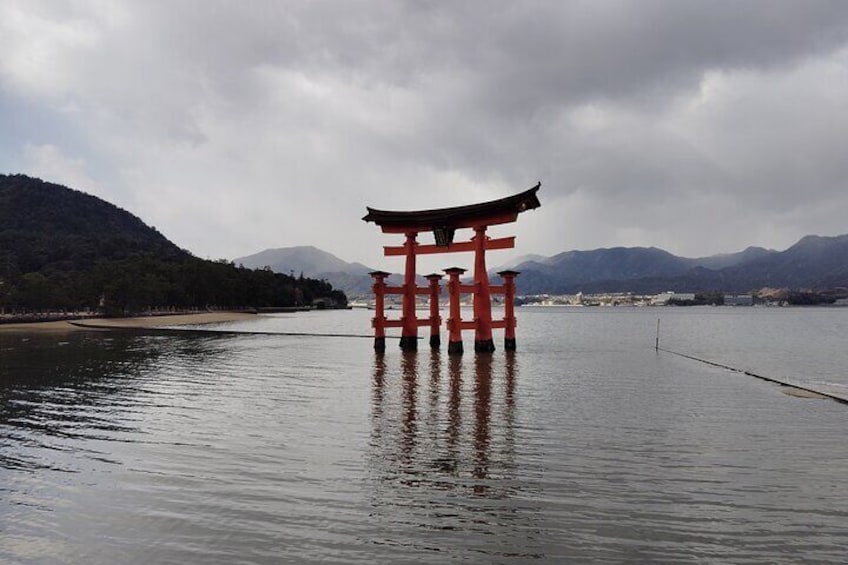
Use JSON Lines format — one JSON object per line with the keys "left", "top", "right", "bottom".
{"left": 2, "top": 1, "right": 848, "bottom": 273}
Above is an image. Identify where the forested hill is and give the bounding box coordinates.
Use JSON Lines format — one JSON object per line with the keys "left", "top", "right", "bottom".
{"left": 0, "top": 174, "right": 346, "bottom": 314}
{"left": 0, "top": 174, "right": 189, "bottom": 272}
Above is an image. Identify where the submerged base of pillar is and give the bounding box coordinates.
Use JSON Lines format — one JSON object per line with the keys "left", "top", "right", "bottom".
{"left": 374, "top": 336, "right": 386, "bottom": 353}
{"left": 399, "top": 335, "right": 418, "bottom": 351}
{"left": 429, "top": 335, "right": 441, "bottom": 349}
{"left": 504, "top": 338, "right": 516, "bottom": 351}
{"left": 474, "top": 339, "right": 495, "bottom": 353}
{"left": 448, "top": 340, "right": 463, "bottom": 355}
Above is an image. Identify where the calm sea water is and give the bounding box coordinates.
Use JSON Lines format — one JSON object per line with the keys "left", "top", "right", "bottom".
{"left": 1, "top": 307, "right": 847, "bottom": 564}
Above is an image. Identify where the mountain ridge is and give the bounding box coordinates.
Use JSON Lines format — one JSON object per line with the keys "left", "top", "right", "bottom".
{"left": 235, "top": 246, "right": 373, "bottom": 277}
{"left": 234, "top": 235, "right": 847, "bottom": 297}
{"left": 509, "top": 235, "right": 847, "bottom": 294}
{"left": 233, "top": 246, "right": 379, "bottom": 296}
{"left": 0, "top": 174, "right": 346, "bottom": 312}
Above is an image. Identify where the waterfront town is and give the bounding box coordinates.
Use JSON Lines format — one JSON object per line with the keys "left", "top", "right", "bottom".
{"left": 518, "top": 290, "right": 848, "bottom": 307}
{"left": 342, "top": 288, "right": 848, "bottom": 311}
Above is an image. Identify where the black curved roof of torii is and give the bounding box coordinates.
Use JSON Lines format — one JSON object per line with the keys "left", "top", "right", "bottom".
{"left": 362, "top": 182, "right": 541, "bottom": 231}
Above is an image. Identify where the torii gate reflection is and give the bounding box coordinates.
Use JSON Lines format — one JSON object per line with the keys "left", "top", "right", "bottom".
{"left": 369, "top": 351, "right": 517, "bottom": 496}
{"left": 363, "top": 183, "right": 541, "bottom": 354}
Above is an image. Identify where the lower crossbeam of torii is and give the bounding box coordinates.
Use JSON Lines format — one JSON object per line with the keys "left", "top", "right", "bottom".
{"left": 362, "top": 183, "right": 541, "bottom": 354}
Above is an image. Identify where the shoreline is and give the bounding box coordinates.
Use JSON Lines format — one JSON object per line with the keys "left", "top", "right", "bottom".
{"left": 0, "top": 311, "right": 258, "bottom": 333}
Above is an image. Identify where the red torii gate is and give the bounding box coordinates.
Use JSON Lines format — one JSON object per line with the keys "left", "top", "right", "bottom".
{"left": 363, "top": 183, "right": 541, "bottom": 354}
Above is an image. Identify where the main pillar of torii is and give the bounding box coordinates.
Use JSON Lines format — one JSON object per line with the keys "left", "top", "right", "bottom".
{"left": 363, "top": 183, "right": 541, "bottom": 353}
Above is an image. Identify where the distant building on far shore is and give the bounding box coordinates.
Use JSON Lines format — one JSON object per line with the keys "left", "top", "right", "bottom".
{"left": 724, "top": 294, "right": 754, "bottom": 306}
{"left": 652, "top": 291, "right": 695, "bottom": 305}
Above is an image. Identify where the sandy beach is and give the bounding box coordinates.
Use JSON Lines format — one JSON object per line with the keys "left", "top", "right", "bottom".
{"left": 0, "top": 312, "right": 258, "bottom": 333}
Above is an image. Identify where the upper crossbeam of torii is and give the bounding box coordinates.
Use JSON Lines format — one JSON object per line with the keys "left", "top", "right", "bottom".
{"left": 362, "top": 183, "right": 541, "bottom": 354}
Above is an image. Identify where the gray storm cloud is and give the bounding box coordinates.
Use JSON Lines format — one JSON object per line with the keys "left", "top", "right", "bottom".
{"left": 1, "top": 1, "right": 847, "bottom": 269}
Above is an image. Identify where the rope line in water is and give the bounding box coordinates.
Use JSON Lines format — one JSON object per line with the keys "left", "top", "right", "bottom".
{"left": 69, "top": 320, "right": 410, "bottom": 339}
{"left": 181, "top": 330, "right": 380, "bottom": 339}
{"left": 658, "top": 346, "right": 848, "bottom": 405}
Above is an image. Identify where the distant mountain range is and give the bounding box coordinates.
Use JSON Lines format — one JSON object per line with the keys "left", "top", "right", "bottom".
{"left": 234, "top": 246, "right": 393, "bottom": 296}
{"left": 235, "top": 246, "right": 374, "bottom": 278}
{"left": 236, "top": 234, "right": 848, "bottom": 297}
{"left": 505, "top": 235, "right": 848, "bottom": 294}
{"left": 234, "top": 246, "right": 444, "bottom": 297}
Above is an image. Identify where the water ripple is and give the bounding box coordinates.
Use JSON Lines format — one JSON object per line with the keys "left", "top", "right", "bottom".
{"left": 2, "top": 310, "right": 847, "bottom": 563}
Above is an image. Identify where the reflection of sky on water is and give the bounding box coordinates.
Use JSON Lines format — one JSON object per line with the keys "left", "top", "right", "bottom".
{"left": 0, "top": 333, "right": 230, "bottom": 474}
{"left": 2, "top": 309, "right": 847, "bottom": 563}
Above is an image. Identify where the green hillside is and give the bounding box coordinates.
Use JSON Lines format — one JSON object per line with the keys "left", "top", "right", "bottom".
{"left": 0, "top": 174, "right": 346, "bottom": 314}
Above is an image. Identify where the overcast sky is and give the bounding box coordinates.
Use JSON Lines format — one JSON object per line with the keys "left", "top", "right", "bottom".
{"left": 2, "top": 1, "right": 848, "bottom": 272}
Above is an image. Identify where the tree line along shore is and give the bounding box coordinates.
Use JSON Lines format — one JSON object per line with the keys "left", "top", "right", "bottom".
{"left": 1, "top": 175, "right": 348, "bottom": 317}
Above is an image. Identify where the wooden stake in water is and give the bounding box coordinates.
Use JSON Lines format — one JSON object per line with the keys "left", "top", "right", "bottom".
{"left": 655, "top": 318, "right": 661, "bottom": 351}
